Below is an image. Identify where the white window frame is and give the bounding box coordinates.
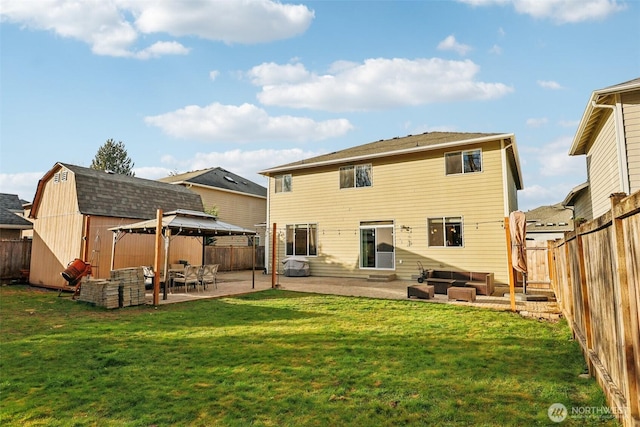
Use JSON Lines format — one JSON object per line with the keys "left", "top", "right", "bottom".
{"left": 275, "top": 174, "right": 292, "bottom": 193}
{"left": 285, "top": 223, "right": 318, "bottom": 257}
{"left": 359, "top": 221, "right": 395, "bottom": 270}
{"left": 445, "top": 149, "right": 482, "bottom": 175}
{"left": 339, "top": 164, "right": 372, "bottom": 189}
{"left": 427, "top": 216, "right": 464, "bottom": 248}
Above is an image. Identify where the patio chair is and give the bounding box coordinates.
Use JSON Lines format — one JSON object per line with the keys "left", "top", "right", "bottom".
{"left": 199, "top": 264, "right": 219, "bottom": 290}
{"left": 173, "top": 265, "right": 200, "bottom": 293}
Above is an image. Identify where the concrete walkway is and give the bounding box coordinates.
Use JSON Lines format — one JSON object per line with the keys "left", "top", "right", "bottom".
{"left": 146, "top": 270, "right": 562, "bottom": 321}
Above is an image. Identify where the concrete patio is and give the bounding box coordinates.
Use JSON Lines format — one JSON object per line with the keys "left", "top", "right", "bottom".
{"left": 145, "top": 269, "right": 562, "bottom": 321}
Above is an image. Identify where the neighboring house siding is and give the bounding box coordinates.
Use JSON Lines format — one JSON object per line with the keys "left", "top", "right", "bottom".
{"left": 587, "top": 112, "right": 620, "bottom": 218}
{"left": 30, "top": 172, "right": 84, "bottom": 287}
{"left": 197, "top": 188, "right": 266, "bottom": 246}
{"left": 269, "top": 140, "right": 514, "bottom": 286}
{"left": 572, "top": 190, "right": 593, "bottom": 223}
{"left": 622, "top": 91, "right": 640, "bottom": 193}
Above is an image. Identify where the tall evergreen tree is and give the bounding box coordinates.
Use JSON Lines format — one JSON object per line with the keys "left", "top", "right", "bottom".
{"left": 90, "top": 139, "right": 135, "bottom": 176}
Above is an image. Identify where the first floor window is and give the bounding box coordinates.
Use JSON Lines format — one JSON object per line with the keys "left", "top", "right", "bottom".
{"left": 428, "top": 217, "right": 463, "bottom": 247}
{"left": 286, "top": 224, "right": 317, "bottom": 256}
{"left": 275, "top": 174, "right": 292, "bottom": 193}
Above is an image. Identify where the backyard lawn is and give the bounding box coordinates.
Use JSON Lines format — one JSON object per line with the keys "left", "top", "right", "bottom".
{"left": 0, "top": 285, "right": 616, "bottom": 426}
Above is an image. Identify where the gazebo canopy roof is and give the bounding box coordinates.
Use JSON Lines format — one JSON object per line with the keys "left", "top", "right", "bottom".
{"left": 109, "top": 209, "right": 256, "bottom": 237}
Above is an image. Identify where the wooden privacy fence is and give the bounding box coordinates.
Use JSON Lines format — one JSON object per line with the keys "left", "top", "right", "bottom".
{"left": 0, "top": 238, "right": 32, "bottom": 280}
{"left": 551, "top": 192, "right": 640, "bottom": 427}
{"left": 204, "top": 245, "right": 265, "bottom": 272}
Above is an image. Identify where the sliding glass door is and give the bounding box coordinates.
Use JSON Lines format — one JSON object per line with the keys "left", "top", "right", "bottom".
{"left": 360, "top": 221, "right": 394, "bottom": 269}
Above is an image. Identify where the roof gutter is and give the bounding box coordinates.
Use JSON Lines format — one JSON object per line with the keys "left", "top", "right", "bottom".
{"left": 260, "top": 133, "right": 516, "bottom": 175}
{"left": 591, "top": 95, "right": 630, "bottom": 195}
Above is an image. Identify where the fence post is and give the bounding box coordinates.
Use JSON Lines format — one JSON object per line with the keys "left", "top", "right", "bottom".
{"left": 563, "top": 239, "right": 575, "bottom": 324}
{"left": 575, "top": 232, "right": 594, "bottom": 374}
{"left": 610, "top": 193, "right": 639, "bottom": 422}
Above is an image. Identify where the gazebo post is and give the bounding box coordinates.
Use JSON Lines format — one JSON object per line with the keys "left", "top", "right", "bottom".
{"left": 153, "top": 209, "right": 163, "bottom": 306}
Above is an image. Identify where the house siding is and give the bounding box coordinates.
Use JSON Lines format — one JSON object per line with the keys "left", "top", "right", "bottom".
{"left": 268, "top": 140, "right": 515, "bottom": 286}
{"left": 622, "top": 91, "right": 640, "bottom": 194}
{"left": 587, "top": 111, "right": 620, "bottom": 218}
{"left": 194, "top": 187, "right": 266, "bottom": 246}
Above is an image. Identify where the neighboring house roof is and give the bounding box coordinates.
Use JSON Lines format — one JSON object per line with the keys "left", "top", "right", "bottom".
{"left": 31, "top": 163, "right": 204, "bottom": 220}
{"left": 159, "top": 167, "right": 267, "bottom": 198}
{"left": 260, "top": 131, "right": 523, "bottom": 190}
{"left": 0, "top": 193, "right": 33, "bottom": 229}
{"left": 562, "top": 182, "right": 589, "bottom": 207}
{"left": 524, "top": 203, "right": 574, "bottom": 234}
{"left": 570, "top": 77, "right": 640, "bottom": 155}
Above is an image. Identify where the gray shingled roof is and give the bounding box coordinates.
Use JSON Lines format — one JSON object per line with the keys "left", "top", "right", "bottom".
{"left": 525, "top": 203, "right": 574, "bottom": 233}
{"left": 260, "top": 131, "right": 505, "bottom": 174}
{"left": 39, "top": 163, "right": 204, "bottom": 220}
{"left": 160, "top": 167, "right": 266, "bottom": 198}
{"left": 0, "top": 193, "right": 32, "bottom": 228}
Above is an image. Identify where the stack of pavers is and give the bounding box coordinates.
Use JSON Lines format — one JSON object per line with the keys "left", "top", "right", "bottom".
{"left": 78, "top": 267, "right": 145, "bottom": 309}
{"left": 110, "top": 267, "right": 145, "bottom": 308}
{"left": 78, "top": 278, "right": 120, "bottom": 309}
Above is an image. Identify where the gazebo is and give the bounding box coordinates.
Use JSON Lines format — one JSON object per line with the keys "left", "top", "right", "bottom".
{"left": 109, "top": 209, "right": 257, "bottom": 304}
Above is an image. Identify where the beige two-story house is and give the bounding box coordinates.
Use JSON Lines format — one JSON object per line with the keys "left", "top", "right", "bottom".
{"left": 565, "top": 78, "right": 640, "bottom": 220}
{"left": 260, "top": 132, "right": 523, "bottom": 288}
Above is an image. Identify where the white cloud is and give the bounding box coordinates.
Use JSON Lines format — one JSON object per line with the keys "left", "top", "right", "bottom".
{"left": 246, "top": 62, "right": 311, "bottom": 85}
{"left": 526, "top": 117, "right": 549, "bottom": 127}
{"left": 0, "top": 172, "right": 45, "bottom": 202}
{"left": 518, "top": 183, "right": 575, "bottom": 211}
{"left": 537, "top": 80, "right": 564, "bottom": 90}
{"left": 0, "top": 0, "right": 314, "bottom": 58}
{"left": 251, "top": 58, "right": 513, "bottom": 112}
{"left": 489, "top": 44, "right": 502, "bottom": 55}
{"left": 209, "top": 70, "right": 220, "bottom": 81}
{"left": 134, "top": 41, "right": 190, "bottom": 59}
{"left": 437, "top": 35, "right": 472, "bottom": 56}
{"left": 534, "top": 136, "right": 586, "bottom": 177}
{"left": 558, "top": 119, "right": 580, "bottom": 128}
{"left": 458, "top": 0, "right": 626, "bottom": 23}
{"left": 136, "top": 148, "right": 326, "bottom": 186}
{"left": 131, "top": 0, "right": 314, "bottom": 44}
{"left": 144, "top": 102, "right": 353, "bottom": 142}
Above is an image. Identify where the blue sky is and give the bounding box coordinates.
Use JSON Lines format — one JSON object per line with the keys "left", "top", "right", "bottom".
{"left": 1, "top": 0, "right": 638, "bottom": 211}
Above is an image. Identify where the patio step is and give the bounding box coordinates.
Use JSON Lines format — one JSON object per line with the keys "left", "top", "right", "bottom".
{"left": 367, "top": 274, "right": 396, "bottom": 282}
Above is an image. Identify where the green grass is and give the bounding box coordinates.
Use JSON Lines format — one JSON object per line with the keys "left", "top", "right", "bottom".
{"left": 0, "top": 285, "right": 616, "bottom": 426}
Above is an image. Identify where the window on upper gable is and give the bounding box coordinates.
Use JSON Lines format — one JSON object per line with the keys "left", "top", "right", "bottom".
{"left": 339, "top": 164, "right": 372, "bottom": 189}
{"left": 275, "top": 174, "right": 292, "bottom": 193}
{"left": 445, "top": 149, "right": 482, "bottom": 175}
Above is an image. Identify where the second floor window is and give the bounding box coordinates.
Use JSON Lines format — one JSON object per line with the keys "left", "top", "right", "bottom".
{"left": 340, "top": 164, "right": 372, "bottom": 189}
{"left": 445, "top": 149, "right": 482, "bottom": 175}
{"left": 275, "top": 174, "right": 292, "bottom": 193}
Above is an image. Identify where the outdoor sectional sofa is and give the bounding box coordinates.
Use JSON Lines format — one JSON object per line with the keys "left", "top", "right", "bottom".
{"left": 424, "top": 270, "right": 495, "bottom": 296}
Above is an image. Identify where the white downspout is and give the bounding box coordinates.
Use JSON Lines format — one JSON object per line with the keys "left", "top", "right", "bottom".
{"left": 265, "top": 176, "right": 271, "bottom": 274}
{"left": 591, "top": 96, "right": 630, "bottom": 195}
{"left": 501, "top": 139, "right": 511, "bottom": 217}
